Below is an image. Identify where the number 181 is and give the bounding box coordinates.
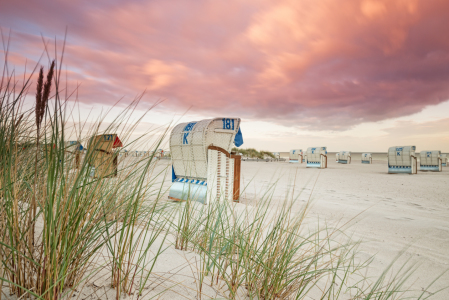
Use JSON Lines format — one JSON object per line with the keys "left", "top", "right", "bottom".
{"left": 222, "top": 118, "right": 234, "bottom": 130}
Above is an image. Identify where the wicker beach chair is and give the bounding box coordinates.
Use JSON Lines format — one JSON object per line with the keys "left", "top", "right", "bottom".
{"left": 306, "top": 147, "right": 327, "bottom": 169}
{"left": 289, "top": 149, "right": 303, "bottom": 163}
{"left": 419, "top": 150, "right": 442, "bottom": 172}
{"left": 337, "top": 151, "right": 351, "bottom": 164}
{"left": 387, "top": 146, "right": 417, "bottom": 174}
{"left": 169, "top": 117, "right": 243, "bottom": 204}
{"left": 361, "top": 153, "right": 372, "bottom": 164}
{"left": 87, "top": 134, "right": 122, "bottom": 177}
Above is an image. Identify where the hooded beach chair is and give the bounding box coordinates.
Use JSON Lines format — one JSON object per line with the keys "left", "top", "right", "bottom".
{"left": 388, "top": 146, "right": 417, "bottom": 174}
{"left": 337, "top": 151, "right": 351, "bottom": 164}
{"left": 289, "top": 149, "right": 303, "bottom": 163}
{"left": 306, "top": 147, "right": 327, "bottom": 168}
{"left": 87, "top": 134, "right": 122, "bottom": 177}
{"left": 361, "top": 153, "right": 372, "bottom": 164}
{"left": 419, "top": 150, "right": 442, "bottom": 172}
{"left": 169, "top": 117, "right": 243, "bottom": 204}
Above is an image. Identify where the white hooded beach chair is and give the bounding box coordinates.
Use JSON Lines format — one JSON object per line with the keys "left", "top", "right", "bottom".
{"left": 337, "top": 151, "right": 351, "bottom": 164}
{"left": 388, "top": 146, "right": 417, "bottom": 174}
{"left": 439, "top": 154, "right": 447, "bottom": 167}
{"left": 361, "top": 153, "right": 372, "bottom": 164}
{"left": 169, "top": 117, "right": 244, "bottom": 204}
{"left": 289, "top": 149, "right": 303, "bottom": 163}
{"left": 419, "top": 151, "right": 442, "bottom": 172}
{"left": 306, "top": 147, "right": 327, "bottom": 168}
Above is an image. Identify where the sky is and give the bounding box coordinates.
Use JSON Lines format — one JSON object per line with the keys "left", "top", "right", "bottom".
{"left": 1, "top": 0, "right": 449, "bottom": 152}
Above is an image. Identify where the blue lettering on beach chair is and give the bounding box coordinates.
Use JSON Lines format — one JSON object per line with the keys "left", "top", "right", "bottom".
{"left": 182, "top": 122, "right": 197, "bottom": 144}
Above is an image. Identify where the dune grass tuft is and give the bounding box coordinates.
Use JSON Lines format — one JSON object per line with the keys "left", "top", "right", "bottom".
{"left": 0, "top": 43, "right": 171, "bottom": 300}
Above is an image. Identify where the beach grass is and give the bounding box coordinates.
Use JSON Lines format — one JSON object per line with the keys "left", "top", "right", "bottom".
{"left": 0, "top": 41, "right": 172, "bottom": 299}
{"left": 169, "top": 181, "right": 447, "bottom": 299}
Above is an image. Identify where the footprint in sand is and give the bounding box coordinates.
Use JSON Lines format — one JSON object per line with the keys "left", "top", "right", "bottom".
{"left": 385, "top": 216, "right": 414, "bottom": 221}
{"left": 407, "top": 202, "right": 425, "bottom": 210}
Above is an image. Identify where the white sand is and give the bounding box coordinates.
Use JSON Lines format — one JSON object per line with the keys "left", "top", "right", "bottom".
{"left": 6, "top": 157, "right": 447, "bottom": 300}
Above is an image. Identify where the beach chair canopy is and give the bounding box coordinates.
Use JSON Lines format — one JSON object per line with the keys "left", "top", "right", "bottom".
{"left": 88, "top": 134, "right": 122, "bottom": 153}
{"left": 113, "top": 136, "right": 122, "bottom": 148}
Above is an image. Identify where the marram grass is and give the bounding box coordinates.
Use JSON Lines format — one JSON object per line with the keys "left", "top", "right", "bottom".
{"left": 169, "top": 179, "right": 447, "bottom": 299}
{"left": 0, "top": 47, "right": 172, "bottom": 300}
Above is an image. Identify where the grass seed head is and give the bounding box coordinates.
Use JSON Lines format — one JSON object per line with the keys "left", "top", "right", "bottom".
{"left": 35, "top": 66, "right": 44, "bottom": 128}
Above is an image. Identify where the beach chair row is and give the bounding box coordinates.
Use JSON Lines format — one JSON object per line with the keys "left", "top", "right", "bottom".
{"left": 286, "top": 147, "right": 447, "bottom": 173}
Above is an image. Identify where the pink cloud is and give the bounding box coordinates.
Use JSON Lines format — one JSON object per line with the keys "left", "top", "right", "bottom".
{"left": 1, "top": 0, "right": 449, "bottom": 130}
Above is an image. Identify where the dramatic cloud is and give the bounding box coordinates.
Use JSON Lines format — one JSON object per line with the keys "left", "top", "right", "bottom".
{"left": 1, "top": 0, "right": 449, "bottom": 130}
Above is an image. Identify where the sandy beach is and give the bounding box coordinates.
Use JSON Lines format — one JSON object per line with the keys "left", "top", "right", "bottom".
{"left": 4, "top": 155, "right": 447, "bottom": 300}
{"left": 4, "top": 2, "right": 449, "bottom": 299}
{"left": 100, "top": 156, "right": 449, "bottom": 299}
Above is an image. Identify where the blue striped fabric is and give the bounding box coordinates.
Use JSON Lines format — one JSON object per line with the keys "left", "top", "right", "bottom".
{"left": 175, "top": 177, "right": 207, "bottom": 185}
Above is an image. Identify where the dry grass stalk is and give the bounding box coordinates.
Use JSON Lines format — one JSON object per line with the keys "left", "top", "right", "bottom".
{"left": 31, "top": 60, "right": 55, "bottom": 253}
